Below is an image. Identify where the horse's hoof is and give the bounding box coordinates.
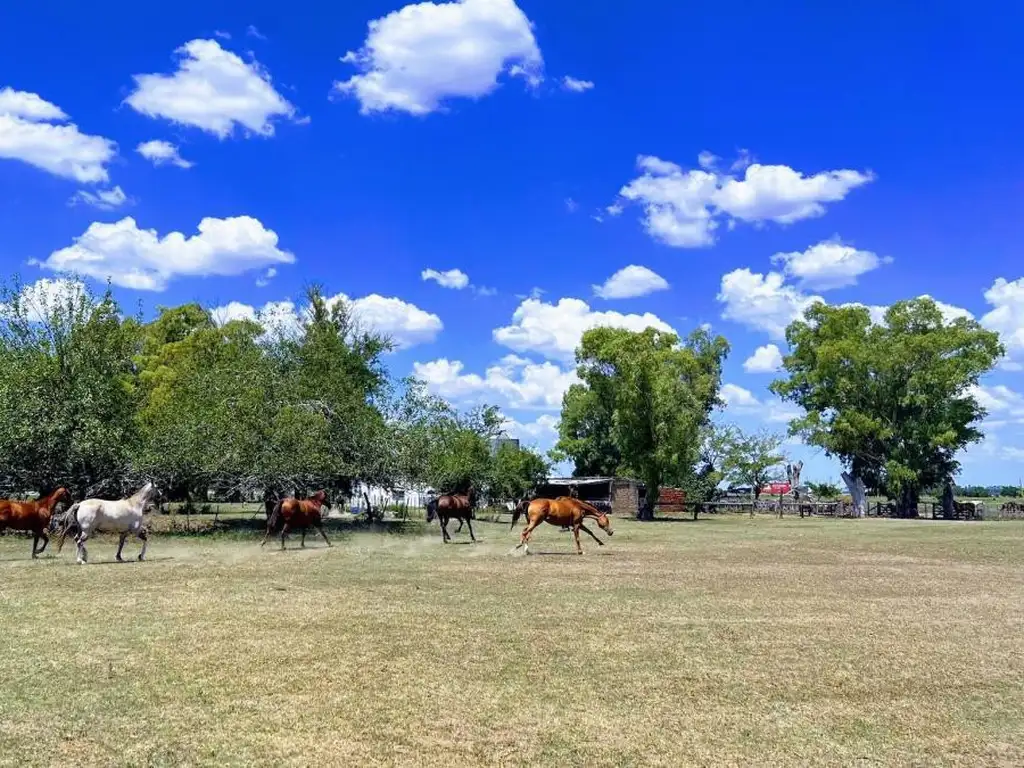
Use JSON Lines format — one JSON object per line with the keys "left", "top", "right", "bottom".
{"left": 137, "top": 556, "right": 145, "bottom": 562}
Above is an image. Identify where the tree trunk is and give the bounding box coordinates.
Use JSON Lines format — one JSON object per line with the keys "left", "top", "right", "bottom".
{"left": 841, "top": 471, "right": 867, "bottom": 518}
{"left": 896, "top": 487, "right": 920, "bottom": 519}
{"left": 941, "top": 482, "right": 955, "bottom": 520}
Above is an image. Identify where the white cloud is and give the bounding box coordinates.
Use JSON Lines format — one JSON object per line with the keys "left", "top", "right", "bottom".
{"left": 562, "top": 76, "right": 593, "bottom": 92}
{"left": 721, "top": 383, "right": 800, "bottom": 424}
{"left": 982, "top": 277, "right": 1024, "bottom": 368}
{"left": 502, "top": 413, "right": 559, "bottom": 443}
{"left": 39, "top": 215, "right": 294, "bottom": 291}
{"left": 422, "top": 267, "right": 470, "bottom": 289}
{"left": 125, "top": 39, "right": 297, "bottom": 138}
{"left": 616, "top": 153, "right": 873, "bottom": 248}
{"left": 212, "top": 293, "right": 442, "bottom": 349}
{"left": 968, "top": 383, "right": 1024, "bottom": 429}
{"left": 493, "top": 296, "right": 675, "bottom": 360}
{"left": 718, "top": 269, "right": 823, "bottom": 339}
{"left": 0, "top": 278, "right": 88, "bottom": 323}
{"left": 721, "top": 383, "right": 760, "bottom": 409}
{"left": 565, "top": 197, "right": 579, "bottom": 213}
{"left": 255, "top": 267, "right": 277, "bottom": 287}
{"left": 69, "top": 185, "right": 130, "bottom": 211}
{"left": 347, "top": 294, "right": 443, "bottom": 348}
{"left": 334, "top": 0, "right": 543, "bottom": 115}
{"left": 136, "top": 139, "right": 194, "bottom": 168}
{"left": 413, "top": 354, "right": 577, "bottom": 410}
{"left": 743, "top": 344, "right": 784, "bottom": 373}
{"left": 919, "top": 295, "right": 973, "bottom": 324}
{"left": 593, "top": 265, "right": 670, "bottom": 300}
{"left": 772, "top": 240, "right": 889, "bottom": 290}
{"left": 0, "top": 87, "right": 116, "bottom": 183}
{"left": 247, "top": 25, "right": 267, "bottom": 40}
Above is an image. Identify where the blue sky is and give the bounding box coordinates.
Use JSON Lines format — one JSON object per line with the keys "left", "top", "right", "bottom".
{"left": 3, "top": 0, "right": 1024, "bottom": 486}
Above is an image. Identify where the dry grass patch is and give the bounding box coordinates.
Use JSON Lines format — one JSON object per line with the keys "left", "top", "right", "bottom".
{"left": 1, "top": 517, "right": 1022, "bottom": 767}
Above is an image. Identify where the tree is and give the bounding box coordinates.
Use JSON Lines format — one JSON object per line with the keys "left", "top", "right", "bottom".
{"left": 771, "top": 298, "right": 1003, "bottom": 518}
{"left": 719, "top": 427, "right": 786, "bottom": 501}
{"left": 488, "top": 443, "right": 550, "bottom": 503}
{"left": 557, "top": 326, "right": 729, "bottom": 519}
{"left": 807, "top": 481, "right": 842, "bottom": 499}
{"left": 0, "top": 277, "right": 142, "bottom": 496}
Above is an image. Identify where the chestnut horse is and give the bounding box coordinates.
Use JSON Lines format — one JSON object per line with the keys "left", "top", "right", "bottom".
{"left": 261, "top": 490, "right": 332, "bottom": 550}
{"left": 425, "top": 489, "right": 477, "bottom": 543}
{"left": 0, "top": 487, "right": 71, "bottom": 559}
{"left": 513, "top": 497, "right": 613, "bottom": 555}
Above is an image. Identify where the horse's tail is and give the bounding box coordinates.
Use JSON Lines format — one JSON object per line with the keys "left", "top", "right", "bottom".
{"left": 267, "top": 500, "right": 283, "bottom": 531}
{"left": 510, "top": 500, "right": 526, "bottom": 530}
{"left": 55, "top": 503, "right": 81, "bottom": 553}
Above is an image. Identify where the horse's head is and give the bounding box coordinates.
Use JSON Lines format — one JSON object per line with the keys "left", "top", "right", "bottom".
{"left": 312, "top": 489, "right": 329, "bottom": 506}
{"left": 51, "top": 487, "right": 71, "bottom": 508}
{"left": 596, "top": 512, "right": 613, "bottom": 536}
{"left": 575, "top": 499, "right": 613, "bottom": 536}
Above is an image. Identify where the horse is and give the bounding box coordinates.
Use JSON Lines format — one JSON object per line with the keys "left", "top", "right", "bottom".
{"left": 57, "top": 482, "right": 158, "bottom": 565}
{"left": 261, "top": 490, "right": 332, "bottom": 550}
{"left": 513, "top": 497, "right": 613, "bottom": 555}
{"left": 425, "top": 489, "right": 477, "bottom": 543}
{"left": 0, "top": 487, "right": 71, "bottom": 559}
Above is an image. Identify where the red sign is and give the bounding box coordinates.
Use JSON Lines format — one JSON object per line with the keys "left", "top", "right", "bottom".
{"left": 762, "top": 482, "right": 791, "bottom": 495}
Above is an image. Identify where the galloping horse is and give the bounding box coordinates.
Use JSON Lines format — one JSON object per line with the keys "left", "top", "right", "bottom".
{"left": 0, "top": 487, "right": 71, "bottom": 559}
{"left": 426, "top": 488, "right": 477, "bottom": 543}
{"left": 513, "top": 497, "right": 613, "bottom": 554}
{"left": 57, "top": 482, "right": 158, "bottom": 564}
{"left": 261, "top": 490, "right": 332, "bottom": 550}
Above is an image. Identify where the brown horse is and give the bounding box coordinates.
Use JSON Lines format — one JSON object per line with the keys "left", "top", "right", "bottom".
{"left": 426, "top": 489, "right": 477, "bottom": 543}
{"left": 261, "top": 490, "right": 332, "bottom": 550}
{"left": 513, "top": 497, "right": 613, "bottom": 554}
{"left": 0, "top": 487, "right": 71, "bottom": 559}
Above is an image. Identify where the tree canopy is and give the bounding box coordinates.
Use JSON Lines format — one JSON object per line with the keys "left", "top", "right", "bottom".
{"left": 555, "top": 326, "right": 729, "bottom": 518}
{"left": 717, "top": 427, "right": 786, "bottom": 500}
{"left": 771, "top": 297, "right": 1003, "bottom": 516}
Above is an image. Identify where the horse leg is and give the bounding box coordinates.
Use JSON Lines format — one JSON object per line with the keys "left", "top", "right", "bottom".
{"left": 573, "top": 525, "right": 584, "bottom": 554}
{"left": 465, "top": 516, "right": 477, "bottom": 543}
{"left": 301, "top": 528, "right": 307, "bottom": 548}
{"left": 515, "top": 520, "right": 541, "bottom": 553}
{"left": 136, "top": 528, "right": 149, "bottom": 562}
{"left": 439, "top": 516, "right": 450, "bottom": 543}
{"left": 579, "top": 523, "right": 605, "bottom": 547}
{"left": 33, "top": 530, "right": 49, "bottom": 558}
{"left": 280, "top": 523, "right": 290, "bottom": 550}
{"left": 115, "top": 532, "right": 128, "bottom": 562}
{"left": 316, "top": 522, "right": 332, "bottom": 547}
{"left": 454, "top": 519, "right": 464, "bottom": 533}
{"left": 76, "top": 533, "right": 89, "bottom": 565}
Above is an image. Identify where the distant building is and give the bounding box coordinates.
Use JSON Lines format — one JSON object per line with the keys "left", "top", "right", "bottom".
{"left": 489, "top": 437, "right": 520, "bottom": 456}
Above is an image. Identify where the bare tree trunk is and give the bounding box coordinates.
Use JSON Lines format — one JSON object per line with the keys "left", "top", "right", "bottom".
{"left": 841, "top": 471, "right": 867, "bottom": 518}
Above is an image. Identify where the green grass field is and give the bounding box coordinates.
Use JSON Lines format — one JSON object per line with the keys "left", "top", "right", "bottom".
{"left": 1, "top": 516, "right": 1022, "bottom": 767}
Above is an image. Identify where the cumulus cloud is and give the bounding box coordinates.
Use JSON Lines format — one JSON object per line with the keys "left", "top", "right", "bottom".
{"left": 562, "top": 76, "right": 594, "bottom": 92}
{"left": 743, "top": 344, "right": 784, "bottom": 373}
{"left": 69, "top": 185, "right": 130, "bottom": 211}
{"left": 718, "top": 269, "right": 823, "bottom": 339}
{"left": 772, "top": 240, "right": 890, "bottom": 290}
{"left": 616, "top": 153, "right": 873, "bottom": 248}
{"left": 593, "top": 265, "right": 669, "bottom": 300}
{"left": 421, "top": 267, "right": 470, "bottom": 289}
{"left": 721, "top": 383, "right": 801, "bottom": 424}
{"left": 334, "top": 0, "right": 543, "bottom": 115}
{"left": 968, "top": 383, "right": 1024, "bottom": 428}
{"left": 136, "top": 140, "right": 194, "bottom": 168}
{"left": 0, "top": 278, "right": 88, "bottom": 323}
{"left": 211, "top": 293, "right": 442, "bottom": 349}
{"left": 413, "top": 355, "right": 577, "bottom": 410}
{"left": 982, "top": 277, "right": 1024, "bottom": 369}
{"left": 502, "top": 413, "right": 559, "bottom": 444}
{"left": 125, "top": 39, "right": 297, "bottom": 137}
{"left": 38, "top": 215, "right": 295, "bottom": 291}
{"left": 0, "top": 87, "right": 116, "bottom": 183}
{"left": 718, "top": 267, "right": 970, "bottom": 340}
{"left": 493, "top": 296, "right": 675, "bottom": 360}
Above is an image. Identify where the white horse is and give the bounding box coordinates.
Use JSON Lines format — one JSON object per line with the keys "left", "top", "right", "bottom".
{"left": 57, "top": 482, "right": 158, "bottom": 564}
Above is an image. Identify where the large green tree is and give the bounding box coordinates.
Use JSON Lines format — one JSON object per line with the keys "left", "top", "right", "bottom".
{"left": 556, "top": 326, "right": 729, "bottom": 519}
{"left": 488, "top": 442, "right": 550, "bottom": 503}
{"left": 0, "top": 278, "right": 142, "bottom": 496}
{"left": 771, "top": 298, "right": 1003, "bottom": 517}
